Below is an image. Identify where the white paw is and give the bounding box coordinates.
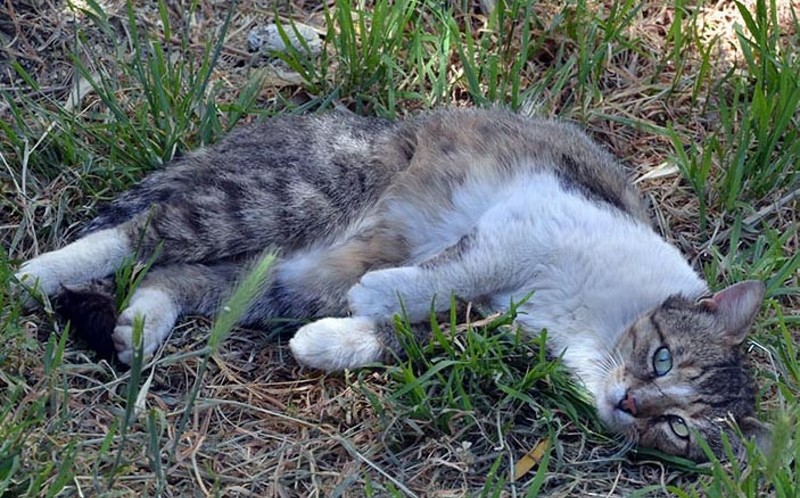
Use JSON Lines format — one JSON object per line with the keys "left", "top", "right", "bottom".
{"left": 15, "top": 228, "right": 131, "bottom": 307}
{"left": 347, "top": 267, "right": 430, "bottom": 321}
{"left": 15, "top": 255, "right": 63, "bottom": 302}
{"left": 290, "top": 316, "right": 384, "bottom": 371}
{"left": 113, "top": 288, "right": 179, "bottom": 365}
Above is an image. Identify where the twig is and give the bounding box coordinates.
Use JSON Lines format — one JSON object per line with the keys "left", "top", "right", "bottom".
{"left": 699, "top": 187, "right": 800, "bottom": 252}
{"left": 335, "top": 436, "right": 419, "bottom": 498}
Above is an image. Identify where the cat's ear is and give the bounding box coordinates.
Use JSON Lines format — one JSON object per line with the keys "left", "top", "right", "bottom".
{"left": 699, "top": 280, "right": 766, "bottom": 345}
{"left": 738, "top": 416, "right": 772, "bottom": 456}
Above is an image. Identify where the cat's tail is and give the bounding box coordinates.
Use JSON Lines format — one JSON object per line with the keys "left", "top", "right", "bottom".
{"left": 53, "top": 278, "right": 118, "bottom": 361}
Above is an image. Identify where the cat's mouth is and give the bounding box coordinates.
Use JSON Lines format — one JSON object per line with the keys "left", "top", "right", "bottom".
{"left": 596, "top": 382, "right": 637, "bottom": 431}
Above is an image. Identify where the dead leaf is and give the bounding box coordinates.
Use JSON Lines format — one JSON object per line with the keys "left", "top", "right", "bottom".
{"left": 513, "top": 438, "right": 549, "bottom": 481}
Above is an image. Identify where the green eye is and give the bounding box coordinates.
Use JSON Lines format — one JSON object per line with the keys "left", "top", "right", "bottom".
{"left": 652, "top": 347, "right": 672, "bottom": 376}
{"left": 667, "top": 415, "right": 690, "bottom": 439}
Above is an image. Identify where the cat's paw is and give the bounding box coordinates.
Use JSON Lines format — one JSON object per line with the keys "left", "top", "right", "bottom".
{"left": 347, "top": 267, "right": 429, "bottom": 321}
{"left": 14, "top": 255, "right": 64, "bottom": 307}
{"left": 113, "top": 288, "right": 179, "bottom": 365}
{"left": 14, "top": 228, "right": 131, "bottom": 309}
{"left": 290, "top": 316, "right": 383, "bottom": 371}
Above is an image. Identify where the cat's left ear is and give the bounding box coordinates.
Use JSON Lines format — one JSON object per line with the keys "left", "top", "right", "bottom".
{"left": 699, "top": 280, "right": 766, "bottom": 345}
{"left": 738, "top": 416, "right": 772, "bottom": 457}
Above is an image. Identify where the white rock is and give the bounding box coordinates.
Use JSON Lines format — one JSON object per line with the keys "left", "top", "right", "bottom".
{"left": 247, "top": 23, "right": 322, "bottom": 56}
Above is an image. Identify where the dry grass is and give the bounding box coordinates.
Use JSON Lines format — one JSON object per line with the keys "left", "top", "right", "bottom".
{"left": 1, "top": 0, "right": 798, "bottom": 496}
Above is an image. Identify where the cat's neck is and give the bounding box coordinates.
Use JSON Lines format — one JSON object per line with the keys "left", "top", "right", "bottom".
{"left": 510, "top": 202, "right": 708, "bottom": 396}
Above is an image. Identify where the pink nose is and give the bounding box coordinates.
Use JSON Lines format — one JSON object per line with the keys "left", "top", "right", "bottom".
{"left": 617, "top": 392, "right": 638, "bottom": 416}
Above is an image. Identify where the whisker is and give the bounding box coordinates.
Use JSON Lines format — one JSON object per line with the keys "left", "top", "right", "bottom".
{"left": 607, "top": 431, "right": 637, "bottom": 459}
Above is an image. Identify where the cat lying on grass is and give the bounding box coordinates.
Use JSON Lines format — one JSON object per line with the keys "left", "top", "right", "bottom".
{"left": 15, "top": 108, "right": 769, "bottom": 460}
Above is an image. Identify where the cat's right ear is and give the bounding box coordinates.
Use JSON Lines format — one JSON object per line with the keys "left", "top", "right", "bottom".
{"left": 699, "top": 280, "right": 766, "bottom": 345}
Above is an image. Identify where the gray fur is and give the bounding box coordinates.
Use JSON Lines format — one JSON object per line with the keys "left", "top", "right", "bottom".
{"left": 21, "top": 108, "right": 764, "bottom": 461}
{"left": 76, "top": 109, "right": 650, "bottom": 325}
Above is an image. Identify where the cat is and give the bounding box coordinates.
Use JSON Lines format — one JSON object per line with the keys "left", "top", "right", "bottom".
{"left": 14, "top": 107, "right": 769, "bottom": 461}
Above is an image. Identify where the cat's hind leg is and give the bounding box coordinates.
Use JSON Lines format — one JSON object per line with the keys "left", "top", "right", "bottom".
{"left": 15, "top": 227, "right": 132, "bottom": 302}
{"left": 111, "top": 286, "right": 181, "bottom": 364}
{"left": 59, "top": 260, "right": 242, "bottom": 364}
{"left": 115, "top": 261, "right": 250, "bottom": 363}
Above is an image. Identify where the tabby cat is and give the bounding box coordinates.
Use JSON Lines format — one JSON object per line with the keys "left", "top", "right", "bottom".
{"left": 15, "top": 108, "right": 769, "bottom": 460}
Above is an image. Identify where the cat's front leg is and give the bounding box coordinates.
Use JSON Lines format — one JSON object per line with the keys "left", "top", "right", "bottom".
{"left": 348, "top": 229, "right": 518, "bottom": 321}
{"left": 289, "top": 316, "right": 384, "bottom": 371}
{"left": 347, "top": 266, "right": 440, "bottom": 321}
{"left": 290, "top": 259, "right": 451, "bottom": 371}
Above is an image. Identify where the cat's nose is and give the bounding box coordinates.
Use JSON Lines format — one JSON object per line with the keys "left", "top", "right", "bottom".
{"left": 616, "top": 392, "right": 638, "bottom": 416}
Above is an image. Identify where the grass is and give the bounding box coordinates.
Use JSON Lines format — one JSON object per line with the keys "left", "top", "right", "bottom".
{"left": 0, "top": 0, "right": 798, "bottom": 495}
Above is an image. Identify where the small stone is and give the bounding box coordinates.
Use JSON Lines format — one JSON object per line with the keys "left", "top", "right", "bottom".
{"left": 247, "top": 23, "right": 322, "bottom": 56}
{"left": 480, "top": 0, "right": 496, "bottom": 14}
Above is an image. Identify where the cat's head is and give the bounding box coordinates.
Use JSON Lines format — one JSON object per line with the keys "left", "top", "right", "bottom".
{"left": 596, "top": 280, "right": 769, "bottom": 461}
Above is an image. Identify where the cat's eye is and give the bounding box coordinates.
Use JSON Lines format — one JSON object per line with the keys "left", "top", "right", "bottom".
{"left": 652, "top": 347, "right": 672, "bottom": 376}
{"left": 667, "top": 415, "right": 690, "bottom": 439}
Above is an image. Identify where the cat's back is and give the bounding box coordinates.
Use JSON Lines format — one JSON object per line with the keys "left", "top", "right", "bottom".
{"left": 86, "top": 108, "right": 650, "bottom": 251}
{"left": 84, "top": 111, "right": 407, "bottom": 236}
{"left": 397, "top": 108, "right": 651, "bottom": 225}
